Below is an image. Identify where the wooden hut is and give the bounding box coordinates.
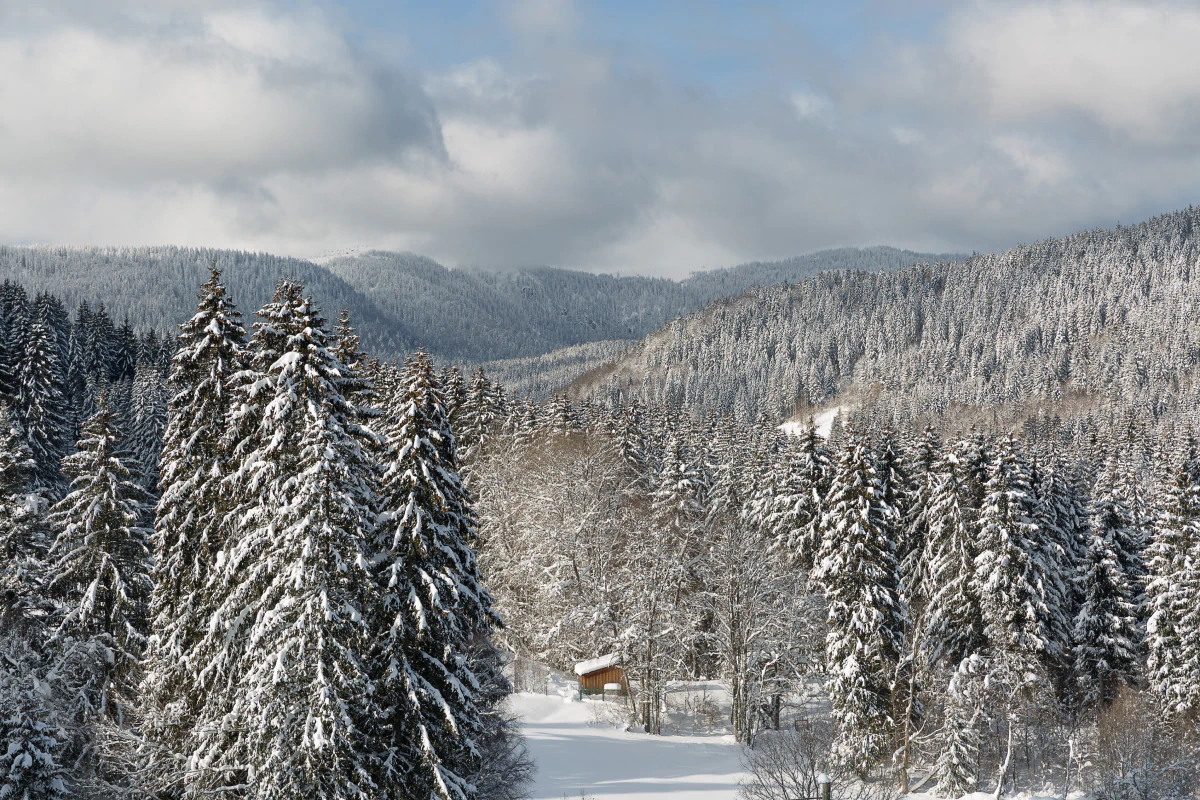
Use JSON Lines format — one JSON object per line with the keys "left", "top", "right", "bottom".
{"left": 574, "top": 653, "right": 627, "bottom": 699}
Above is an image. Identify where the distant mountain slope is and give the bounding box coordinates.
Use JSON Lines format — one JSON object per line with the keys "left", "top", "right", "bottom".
{"left": 0, "top": 246, "right": 410, "bottom": 358}
{"left": 321, "top": 246, "right": 951, "bottom": 361}
{"left": 0, "top": 244, "right": 953, "bottom": 364}
{"left": 479, "top": 340, "right": 635, "bottom": 400}
{"left": 569, "top": 208, "right": 1200, "bottom": 430}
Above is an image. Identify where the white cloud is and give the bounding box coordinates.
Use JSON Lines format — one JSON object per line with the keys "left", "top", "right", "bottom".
{"left": 5, "top": 0, "right": 1200, "bottom": 278}
{"left": 504, "top": 0, "right": 579, "bottom": 38}
{"left": 991, "top": 135, "right": 1072, "bottom": 188}
{"left": 0, "top": 7, "right": 439, "bottom": 182}
{"left": 948, "top": 2, "right": 1200, "bottom": 144}
{"left": 789, "top": 90, "right": 831, "bottom": 122}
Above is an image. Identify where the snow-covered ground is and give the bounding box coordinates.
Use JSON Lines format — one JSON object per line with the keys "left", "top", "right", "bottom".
{"left": 780, "top": 406, "right": 845, "bottom": 439}
{"left": 511, "top": 675, "right": 746, "bottom": 799}
{"left": 511, "top": 672, "right": 1086, "bottom": 800}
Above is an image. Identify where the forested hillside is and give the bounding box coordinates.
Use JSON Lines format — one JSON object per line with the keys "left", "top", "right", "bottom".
{"left": 323, "top": 246, "right": 946, "bottom": 361}
{"left": 480, "top": 339, "right": 634, "bottom": 399}
{"left": 574, "top": 208, "right": 1200, "bottom": 432}
{"left": 0, "top": 245, "right": 947, "bottom": 368}
{"left": 0, "top": 246, "right": 411, "bottom": 360}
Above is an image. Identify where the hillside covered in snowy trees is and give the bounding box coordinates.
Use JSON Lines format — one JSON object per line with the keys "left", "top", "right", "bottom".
{"left": 573, "top": 207, "right": 1200, "bottom": 436}
{"left": 0, "top": 245, "right": 944, "bottom": 364}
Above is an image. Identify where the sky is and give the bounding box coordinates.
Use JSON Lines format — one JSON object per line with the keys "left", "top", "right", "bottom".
{"left": 1, "top": 0, "right": 1199, "bottom": 278}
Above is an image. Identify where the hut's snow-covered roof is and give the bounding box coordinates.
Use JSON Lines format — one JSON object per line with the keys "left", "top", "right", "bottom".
{"left": 573, "top": 653, "right": 619, "bottom": 676}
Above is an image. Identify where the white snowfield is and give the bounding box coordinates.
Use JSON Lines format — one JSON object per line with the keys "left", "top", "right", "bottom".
{"left": 779, "top": 406, "right": 845, "bottom": 440}
{"left": 511, "top": 677, "right": 745, "bottom": 800}
{"left": 511, "top": 672, "right": 1085, "bottom": 800}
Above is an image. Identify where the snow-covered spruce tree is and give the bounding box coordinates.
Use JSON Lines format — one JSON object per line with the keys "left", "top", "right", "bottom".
{"left": 921, "top": 440, "right": 985, "bottom": 668}
{"left": 33, "top": 295, "right": 71, "bottom": 389}
{"left": 1145, "top": 433, "right": 1200, "bottom": 716}
{"left": 189, "top": 281, "right": 384, "bottom": 799}
{"left": 62, "top": 317, "right": 90, "bottom": 447}
{"left": 506, "top": 399, "right": 540, "bottom": 449}
{"left": 1071, "top": 519, "right": 1140, "bottom": 707}
{"left": 1025, "top": 452, "right": 1074, "bottom": 676}
{"left": 83, "top": 305, "right": 115, "bottom": 386}
{"left": 0, "top": 285, "right": 29, "bottom": 395}
{"left": 373, "top": 350, "right": 503, "bottom": 799}
{"left": 129, "top": 360, "right": 167, "bottom": 491}
{"left": 707, "top": 419, "right": 753, "bottom": 521}
{"left": 813, "top": 427, "right": 904, "bottom": 775}
{"left": 332, "top": 309, "right": 381, "bottom": 418}
{"left": 972, "top": 433, "right": 1051, "bottom": 669}
{"left": 458, "top": 367, "right": 505, "bottom": 475}
{"left": 0, "top": 309, "right": 16, "bottom": 405}
{"left": 441, "top": 365, "right": 466, "bottom": 426}
{"left": 17, "top": 314, "right": 69, "bottom": 492}
{"left": 415, "top": 356, "right": 517, "bottom": 799}
{"left": 332, "top": 308, "right": 362, "bottom": 369}
{"left": 1033, "top": 456, "right": 1090, "bottom": 640}
{"left": 615, "top": 403, "right": 649, "bottom": 485}
{"left": 900, "top": 425, "right": 940, "bottom": 611}
{"left": 763, "top": 417, "right": 830, "bottom": 568}
{"left": 140, "top": 267, "right": 246, "bottom": 793}
{"left": 1091, "top": 451, "right": 1149, "bottom": 606}
{"left": 0, "top": 404, "right": 38, "bottom": 607}
{"left": 970, "top": 434, "right": 1063, "bottom": 795}
{"left": 0, "top": 680, "right": 68, "bottom": 800}
{"left": 45, "top": 404, "right": 152, "bottom": 724}
{"left": 932, "top": 654, "right": 983, "bottom": 798}
{"left": 652, "top": 434, "right": 705, "bottom": 529}
{"left": 541, "top": 393, "right": 579, "bottom": 438}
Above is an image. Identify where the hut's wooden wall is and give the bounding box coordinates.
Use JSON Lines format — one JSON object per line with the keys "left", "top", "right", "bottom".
{"left": 579, "top": 666, "right": 626, "bottom": 692}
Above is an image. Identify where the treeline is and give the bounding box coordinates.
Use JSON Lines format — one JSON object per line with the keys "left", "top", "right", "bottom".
{"left": 469, "top": 393, "right": 1200, "bottom": 798}
{"left": 0, "top": 271, "right": 527, "bottom": 800}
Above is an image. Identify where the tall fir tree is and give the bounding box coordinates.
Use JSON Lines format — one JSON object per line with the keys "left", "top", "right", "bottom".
{"left": 0, "top": 683, "right": 68, "bottom": 800}
{"left": 973, "top": 434, "right": 1050, "bottom": 668}
{"left": 1145, "top": 433, "right": 1200, "bottom": 716}
{"left": 140, "top": 268, "right": 246, "bottom": 790}
{"left": 188, "top": 281, "right": 384, "bottom": 799}
{"left": 1092, "top": 451, "right": 1149, "bottom": 606}
{"left": 763, "top": 417, "right": 830, "bottom": 568}
{"left": 932, "top": 655, "right": 983, "bottom": 798}
{"left": 814, "top": 428, "right": 905, "bottom": 774}
{"left": 921, "top": 438, "right": 985, "bottom": 668}
{"left": 0, "top": 404, "right": 39, "bottom": 621}
{"left": 45, "top": 404, "right": 152, "bottom": 723}
{"left": 901, "top": 425, "right": 941, "bottom": 611}
{"left": 17, "top": 315, "right": 69, "bottom": 492}
{"left": 1071, "top": 518, "right": 1140, "bottom": 706}
{"left": 372, "top": 350, "right": 501, "bottom": 800}
{"left": 458, "top": 367, "right": 504, "bottom": 473}
{"left": 129, "top": 360, "right": 167, "bottom": 491}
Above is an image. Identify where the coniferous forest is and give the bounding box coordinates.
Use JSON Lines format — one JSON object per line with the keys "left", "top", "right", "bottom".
{"left": 0, "top": 271, "right": 529, "bottom": 799}
{"left": 3, "top": 209, "right": 1200, "bottom": 800}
